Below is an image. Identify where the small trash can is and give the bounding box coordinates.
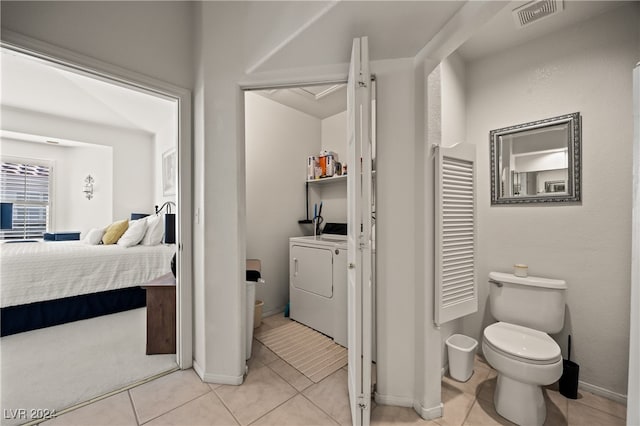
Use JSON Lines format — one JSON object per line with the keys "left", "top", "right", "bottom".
{"left": 446, "top": 334, "right": 478, "bottom": 382}
{"left": 245, "top": 281, "right": 257, "bottom": 360}
{"left": 254, "top": 300, "right": 264, "bottom": 328}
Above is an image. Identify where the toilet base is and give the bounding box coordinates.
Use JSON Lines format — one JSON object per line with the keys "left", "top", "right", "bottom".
{"left": 494, "top": 374, "right": 546, "bottom": 426}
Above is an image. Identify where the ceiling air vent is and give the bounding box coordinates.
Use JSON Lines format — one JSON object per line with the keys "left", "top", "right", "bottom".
{"left": 513, "top": 0, "right": 563, "bottom": 28}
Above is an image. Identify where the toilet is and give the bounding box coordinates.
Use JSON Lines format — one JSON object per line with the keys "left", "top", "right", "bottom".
{"left": 482, "top": 271, "right": 567, "bottom": 426}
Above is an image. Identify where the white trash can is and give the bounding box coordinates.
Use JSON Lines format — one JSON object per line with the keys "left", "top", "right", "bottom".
{"left": 446, "top": 334, "right": 478, "bottom": 382}
{"left": 245, "top": 280, "right": 257, "bottom": 360}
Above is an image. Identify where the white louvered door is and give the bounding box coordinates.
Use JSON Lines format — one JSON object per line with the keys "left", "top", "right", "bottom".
{"left": 435, "top": 143, "right": 477, "bottom": 326}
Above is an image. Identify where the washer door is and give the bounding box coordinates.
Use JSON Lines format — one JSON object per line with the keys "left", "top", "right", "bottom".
{"left": 291, "top": 245, "right": 333, "bottom": 298}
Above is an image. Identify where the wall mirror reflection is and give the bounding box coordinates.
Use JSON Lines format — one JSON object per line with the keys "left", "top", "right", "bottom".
{"left": 490, "top": 112, "right": 581, "bottom": 205}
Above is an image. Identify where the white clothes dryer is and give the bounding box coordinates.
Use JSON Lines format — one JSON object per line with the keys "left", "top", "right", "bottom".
{"left": 289, "top": 236, "right": 347, "bottom": 347}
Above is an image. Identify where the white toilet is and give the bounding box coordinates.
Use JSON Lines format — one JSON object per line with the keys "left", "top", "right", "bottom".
{"left": 482, "top": 271, "right": 567, "bottom": 426}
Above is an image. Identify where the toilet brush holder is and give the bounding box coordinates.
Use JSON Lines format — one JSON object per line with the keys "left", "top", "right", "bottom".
{"left": 559, "top": 335, "right": 579, "bottom": 399}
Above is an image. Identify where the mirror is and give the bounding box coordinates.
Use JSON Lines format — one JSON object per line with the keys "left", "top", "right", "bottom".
{"left": 490, "top": 112, "right": 581, "bottom": 204}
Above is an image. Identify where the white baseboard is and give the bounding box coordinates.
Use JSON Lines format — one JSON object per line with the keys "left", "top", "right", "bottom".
{"left": 414, "top": 401, "right": 443, "bottom": 420}
{"left": 579, "top": 380, "right": 627, "bottom": 405}
{"left": 262, "top": 306, "right": 285, "bottom": 318}
{"left": 374, "top": 392, "right": 414, "bottom": 407}
{"left": 442, "top": 364, "right": 448, "bottom": 378}
{"left": 192, "top": 359, "right": 243, "bottom": 385}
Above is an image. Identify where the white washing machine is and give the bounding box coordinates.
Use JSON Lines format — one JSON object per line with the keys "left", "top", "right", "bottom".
{"left": 289, "top": 235, "right": 348, "bottom": 347}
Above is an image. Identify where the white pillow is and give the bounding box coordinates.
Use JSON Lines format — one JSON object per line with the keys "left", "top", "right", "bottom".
{"left": 84, "top": 228, "right": 105, "bottom": 245}
{"left": 141, "top": 214, "right": 164, "bottom": 246}
{"left": 117, "top": 218, "right": 148, "bottom": 247}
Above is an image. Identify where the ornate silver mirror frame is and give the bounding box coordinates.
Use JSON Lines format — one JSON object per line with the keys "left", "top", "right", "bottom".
{"left": 490, "top": 112, "right": 581, "bottom": 205}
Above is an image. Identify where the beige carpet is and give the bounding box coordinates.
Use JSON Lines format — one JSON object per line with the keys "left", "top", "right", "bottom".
{"left": 255, "top": 321, "right": 347, "bottom": 383}
{"left": 0, "top": 308, "right": 177, "bottom": 426}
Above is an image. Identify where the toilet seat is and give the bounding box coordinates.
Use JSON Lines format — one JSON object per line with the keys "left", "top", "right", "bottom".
{"left": 483, "top": 322, "right": 561, "bottom": 365}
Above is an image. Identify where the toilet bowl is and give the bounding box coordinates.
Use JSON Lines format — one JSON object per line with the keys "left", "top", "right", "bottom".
{"left": 483, "top": 322, "right": 563, "bottom": 426}
{"left": 483, "top": 272, "right": 567, "bottom": 426}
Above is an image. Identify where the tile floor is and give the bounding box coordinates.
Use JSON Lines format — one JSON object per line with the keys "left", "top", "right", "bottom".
{"left": 43, "top": 314, "right": 627, "bottom": 426}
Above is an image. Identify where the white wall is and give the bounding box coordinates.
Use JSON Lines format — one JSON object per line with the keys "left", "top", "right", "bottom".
{"left": 2, "top": 107, "right": 155, "bottom": 227}
{"left": 245, "top": 92, "right": 321, "bottom": 316}
{"left": 1, "top": 1, "right": 194, "bottom": 90}
{"left": 153, "top": 110, "right": 179, "bottom": 207}
{"left": 427, "top": 53, "right": 466, "bottom": 368}
{"left": 463, "top": 4, "right": 639, "bottom": 397}
{"left": 317, "top": 110, "right": 348, "bottom": 224}
{"left": 0, "top": 138, "right": 113, "bottom": 236}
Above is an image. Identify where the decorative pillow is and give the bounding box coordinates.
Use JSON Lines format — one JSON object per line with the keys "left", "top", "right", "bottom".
{"left": 101, "top": 219, "right": 129, "bottom": 245}
{"left": 141, "top": 214, "right": 164, "bottom": 246}
{"left": 84, "top": 228, "right": 105, "bottom": 245}
{"left": 117, "top": 218, "right": 148, "bottom": 247}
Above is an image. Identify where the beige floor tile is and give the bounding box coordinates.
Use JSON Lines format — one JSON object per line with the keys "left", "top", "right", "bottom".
{"left": 443, "top": 364, "right": 491, "bottom": 397}
{"left": 268, "top": 358, "right": 314, "bottom": 391}
{"left": 43, "top": 391, "right": 136, "bottom": 426}
{"left": 544, "top": 388, "right": 568, "bottom": 425}
{"left": 303, "top": 368, "right": 352, "bottom": 426}
{"left": 371, "top": 404, "right": 438, "bottom": 425}
{"left": 568, "top": 400, "right": 626, "bottom": 426}
{"left": 463, "top": 399, "right": 517, "bottom": 426}
{"left": 570, "top": 390, "right": 626, "bottom": 420}
{"left": 144, "top": 392, "right": 239, "bottom": 426}
{"left": 476, "top": 376, "right": 496, "bottom": 403}
{"left": 261, "top": 313, "right": 292, "bottom": 330}
{"left": 129, "top": 369, "right": 211, "bottom": 424}
{"left": 440, "top": 382, "right": 476, "bottom": 426}
{"left": 252, "top": 394, "right": 339, "bottom": 425}
{"left": 214, "top": 364, "right": 297, "bottom": 426}
{"left": 250, "top": 339, "right": 279, "bottom": 366}
{"left": 474, "top": 354, "right": 491, "bottom": 370}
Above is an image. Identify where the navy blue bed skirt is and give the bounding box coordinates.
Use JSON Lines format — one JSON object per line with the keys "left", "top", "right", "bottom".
{"left": 1, "top": 287, "right": 147, "bottom": 337}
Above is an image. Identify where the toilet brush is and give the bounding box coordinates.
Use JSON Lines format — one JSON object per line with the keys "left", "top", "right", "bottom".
{"left": 559, "top": 335, "right": 579, "bottom": 399}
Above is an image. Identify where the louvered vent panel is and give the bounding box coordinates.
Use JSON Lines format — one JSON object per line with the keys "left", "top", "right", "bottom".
{"left": 435, "top": 144, "right": 477, "bottom": 326}
{"left": 442, "top": 157, "right": 474, "bottom": 305}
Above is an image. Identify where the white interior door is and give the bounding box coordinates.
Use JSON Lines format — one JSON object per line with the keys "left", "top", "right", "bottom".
{"left": 347, "top": 36, "right": 373, "bottom": 426}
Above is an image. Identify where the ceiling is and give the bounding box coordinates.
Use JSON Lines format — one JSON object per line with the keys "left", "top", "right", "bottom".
{"left": 0, "top": 1, "right": 627, "bottom": 132}
{"left": 1, "top": 49, "right": 176, "bottom": 146}
{"left": 248, "top": 1, "right": 624, "bottom": 117}
{"left": 253, "top": 83, "right": 347, "bottom": 119}
{"left": 455, "top": 1, "right": 623, "bottom": 62}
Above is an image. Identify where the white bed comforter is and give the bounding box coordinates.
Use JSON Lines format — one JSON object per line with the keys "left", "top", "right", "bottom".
{"left": 0, "top": 241, "right": 175, "bottom": 308}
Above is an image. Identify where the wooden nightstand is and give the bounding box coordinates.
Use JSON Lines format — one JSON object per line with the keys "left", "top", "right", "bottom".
{"left": 142, "top": 273, "right": 176, "bottom": 355}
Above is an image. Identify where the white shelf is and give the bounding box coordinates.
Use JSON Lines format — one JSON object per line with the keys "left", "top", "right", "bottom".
{"left": 306, "top": 175, "right": 347, "bottom": 185}
{"left": 306, "top": 170, "right": 375, "bottom": 186}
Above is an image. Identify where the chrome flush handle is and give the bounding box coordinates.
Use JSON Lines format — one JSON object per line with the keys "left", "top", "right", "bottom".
{"left": 489, "top": 278, "right": 503, "bottom": 287}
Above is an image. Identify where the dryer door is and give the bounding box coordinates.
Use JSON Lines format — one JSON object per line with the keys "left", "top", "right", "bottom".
{"left": 291, "top": 245, "right": 333, "bottom": 298}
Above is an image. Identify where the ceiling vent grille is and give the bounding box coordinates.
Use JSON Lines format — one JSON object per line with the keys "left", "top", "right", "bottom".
{"left": 513, "top": 0, "right": 563, "bottom": 28}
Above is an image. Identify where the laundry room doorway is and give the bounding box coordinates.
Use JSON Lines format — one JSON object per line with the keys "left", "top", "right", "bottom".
{"left": 243, "top": 38, "right": 377, "bottom": 426}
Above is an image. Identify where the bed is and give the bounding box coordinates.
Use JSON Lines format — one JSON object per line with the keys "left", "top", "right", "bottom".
{"left": 1, "top": 241, "right": 175, "bottom": 336}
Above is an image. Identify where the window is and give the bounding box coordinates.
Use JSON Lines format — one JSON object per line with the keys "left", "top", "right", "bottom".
{"left": 0, "top": 159, "right": 52, "bottom": 240}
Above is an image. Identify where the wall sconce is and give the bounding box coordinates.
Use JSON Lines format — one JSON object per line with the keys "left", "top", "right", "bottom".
{"left": 83, "top": 175, "right": 94, "bottom": 200}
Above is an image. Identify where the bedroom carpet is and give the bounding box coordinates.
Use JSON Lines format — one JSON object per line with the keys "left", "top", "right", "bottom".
{"left": 254, "top": 321, "right": 347, "bottom": 383}
{"left": 0, "top": 308, "right": 177, "bottom": 426}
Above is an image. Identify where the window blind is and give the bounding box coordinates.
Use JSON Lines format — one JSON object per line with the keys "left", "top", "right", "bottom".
{"left": 0, "top": 161, "right": 51, "bottom": 240}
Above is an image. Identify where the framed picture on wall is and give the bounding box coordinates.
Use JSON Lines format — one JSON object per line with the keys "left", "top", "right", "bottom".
{"left": 162, "top": 149, "right": 176, "bottom": 196}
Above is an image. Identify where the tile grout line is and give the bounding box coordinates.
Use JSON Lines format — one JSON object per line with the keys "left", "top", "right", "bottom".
{"left": 136, "top": 387, "right": 213, "bottom": 425}
{"left": 244, "top": 390, "right": 299, "bottom": 426}
{"left": 127, "top": 389, "right": 142, "bottom": 426}
{"left": 299, "top": 392, "right": 344, "bottom": 425}
{"left": 209, "top": 388, "right": 242, "bottom": 426}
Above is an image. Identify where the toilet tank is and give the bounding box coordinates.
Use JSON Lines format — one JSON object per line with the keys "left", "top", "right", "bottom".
{"left": 489, "top": 271, "right": 567, "bottom": 334}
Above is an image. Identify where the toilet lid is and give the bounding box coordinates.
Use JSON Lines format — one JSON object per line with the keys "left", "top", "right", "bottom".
{"left": 484, "top": 322, "right": 561, "bottom": 362}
